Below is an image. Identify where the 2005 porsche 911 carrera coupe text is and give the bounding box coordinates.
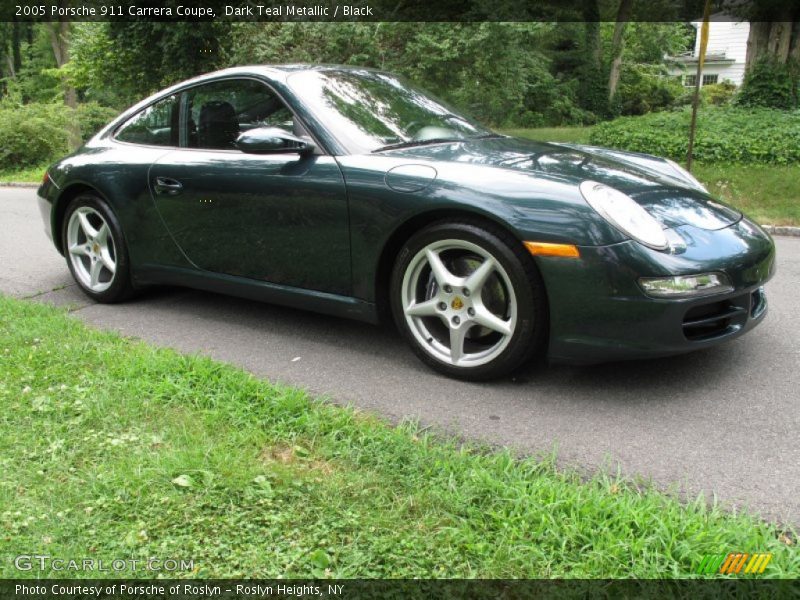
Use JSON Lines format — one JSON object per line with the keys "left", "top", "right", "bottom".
{"left": 37, "top": 65, "right": 775, "bottom": 380}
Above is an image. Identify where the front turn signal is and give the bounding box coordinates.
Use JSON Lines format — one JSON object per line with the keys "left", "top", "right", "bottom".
{"left": 524, "top": 241, "right": 581, "bottom": 259}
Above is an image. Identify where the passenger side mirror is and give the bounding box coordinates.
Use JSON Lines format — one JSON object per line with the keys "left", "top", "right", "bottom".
{"left": 236, "top": 127, "right": 316, "bottom": 156}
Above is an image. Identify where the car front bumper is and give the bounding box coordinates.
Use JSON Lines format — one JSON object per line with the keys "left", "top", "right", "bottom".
{"left": 37, "top": 192, "right": 54, "bottom": 243}
{"left": 537, "top": 218, "right": 776, "bottom": 364}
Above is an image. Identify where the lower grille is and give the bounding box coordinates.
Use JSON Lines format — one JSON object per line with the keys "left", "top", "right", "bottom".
{"left": 682, "top": 293, "right": 750, "bottom": 341}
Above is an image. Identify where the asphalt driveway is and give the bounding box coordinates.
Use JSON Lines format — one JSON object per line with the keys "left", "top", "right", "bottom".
{"left": 2, "top": 186, "right": 799, "bottom": 526}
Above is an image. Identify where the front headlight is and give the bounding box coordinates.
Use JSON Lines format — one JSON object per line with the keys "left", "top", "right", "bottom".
{"left": 579, "top": 180, "right": 668, "bottom": 250}
{"left": 639, "top": 272, "right": 733, "bottom": 298}
{"left": 665, "top": 159, "right": 708, "bottom": 193}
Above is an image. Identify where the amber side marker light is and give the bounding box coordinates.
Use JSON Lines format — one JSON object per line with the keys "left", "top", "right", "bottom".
{"left": 524, "top": 241, "right": 581, "bottom": 258}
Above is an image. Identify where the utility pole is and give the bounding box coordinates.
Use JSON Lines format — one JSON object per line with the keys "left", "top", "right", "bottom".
{"left": 686, "top": 0, "right": 712, "bottom": 171}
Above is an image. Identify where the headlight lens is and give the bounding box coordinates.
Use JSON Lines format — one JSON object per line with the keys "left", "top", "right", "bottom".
{"left": 579, "top": 180, "right": 668, "bottom": 250}
{"left": 665, "top": 159, "right": 708, "bottom": 193}
{"left": 639, "top": 272, "right": 733, "bottom": 298}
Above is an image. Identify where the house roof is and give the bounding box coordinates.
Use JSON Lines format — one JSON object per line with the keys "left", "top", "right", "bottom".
{"left": 668, "top": 53, "right": 736, "bottom": 64}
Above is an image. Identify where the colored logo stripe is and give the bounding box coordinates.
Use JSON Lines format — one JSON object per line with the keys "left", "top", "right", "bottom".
{"left": 744, "top": 553, "right": 772, "bottom": 574}
{"left": 697, "top": 553, "right": 772, "bottom": 575}
{"left": 696, "top": 554, "right": 726, "bottom": 574}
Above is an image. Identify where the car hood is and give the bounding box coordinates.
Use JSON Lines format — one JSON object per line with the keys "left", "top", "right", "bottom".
{"left": 382, "top": 136, "right": 741, "bottom": 231}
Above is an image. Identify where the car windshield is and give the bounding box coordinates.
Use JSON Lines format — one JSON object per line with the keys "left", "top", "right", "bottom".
{"left": 286, "top": 68, "right": 495, "bottom": 154}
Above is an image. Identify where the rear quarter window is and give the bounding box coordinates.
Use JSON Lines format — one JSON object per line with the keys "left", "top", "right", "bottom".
{"left": 115, "top": 94, "right": 179, "bottom": 146}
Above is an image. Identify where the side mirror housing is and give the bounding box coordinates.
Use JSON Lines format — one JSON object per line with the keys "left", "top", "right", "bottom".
{"left": 236, "top": 127, "right": 316, "bottom": 156}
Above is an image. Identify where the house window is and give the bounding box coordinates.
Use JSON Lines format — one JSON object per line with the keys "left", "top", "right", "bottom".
{"left": 684, "top": 75, "right": 697, "bottom": 87}
{"left": 702, "top": 74, "right": 719, "bottom": 86}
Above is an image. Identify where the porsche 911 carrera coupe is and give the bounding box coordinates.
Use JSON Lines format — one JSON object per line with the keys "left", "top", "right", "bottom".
{"left": 37, "top": 65, "right": 775, "bottom": 380}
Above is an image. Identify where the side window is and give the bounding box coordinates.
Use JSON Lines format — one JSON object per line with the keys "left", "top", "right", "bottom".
{"left": 115, "top": 94, "right": 179, "bottom": 146}
{"left": 184, "top": 79, "right": 296, "bottom": 150}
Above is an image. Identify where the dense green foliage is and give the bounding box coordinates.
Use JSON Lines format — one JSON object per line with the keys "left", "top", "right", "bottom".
{"left": 0, "top": 102, "right": 116, "bottom": 167}
{"left": 62, "top": 22, "right": 690, "bottom": 126}
{"left": 699, "top": 81, "right": 738, "bottom": 106}
{"left": 615, "top": 63, "right": 685, "bottom": 115}
{"left": 1, "top": 295, "right": 797, "bottom": 577}
{"left": 737, "top": 57, "right": 799, "bottom": 110}
{"left": 589, "top": 107, "right": 800, "bottom": 164}
{"left": 66, "top": 22, "right": 231, "bottom": 109}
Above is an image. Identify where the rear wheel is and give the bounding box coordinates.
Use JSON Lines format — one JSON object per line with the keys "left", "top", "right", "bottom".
{"left": 390, "top": 221, "right": 547, "bottom": 380}
{"left": 63, "top": 193, "right": 134, "bottom": 303}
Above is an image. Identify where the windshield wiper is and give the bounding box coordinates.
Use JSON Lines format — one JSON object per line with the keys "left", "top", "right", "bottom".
{"left": 372, "top": 137, "right": 464, "bottom": 153}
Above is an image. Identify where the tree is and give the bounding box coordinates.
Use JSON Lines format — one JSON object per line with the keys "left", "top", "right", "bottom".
{"left": 743, "top": 4, "right": 799, "bottom": 69}
{"left": 11, "top": 19, "right": 22, "bottom": 76}
{"left": 738, "top": 5, "right": 800, "bottom": 108}
{"left": 47, "top": 1, "right": 80, "bottom": 149}
{"left": 608, "top": 0, "right": 634, "bottom": 101}
{"left": 107, "top": 22, "right": 230, "bottom": 95}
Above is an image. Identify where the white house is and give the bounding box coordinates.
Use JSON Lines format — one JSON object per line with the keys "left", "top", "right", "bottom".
{"left": 668, "top": 15, "right": 750, "bottom": 87}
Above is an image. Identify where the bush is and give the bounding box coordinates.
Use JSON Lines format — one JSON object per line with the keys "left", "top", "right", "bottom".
{"left": 736, "top": 57, "right": 797, "bottom": 109}
{"left": 0, "top": 102, "right": 117, "bottom": 169}
{"left": 670, "top": 80, "right": 737, "bottom": 110}
{"left": 75, "top": 103, "right": 119, "bottom": 139}
{"left": 616, "top": 65, "right": 684, "bottom": 116}
{"left": 700, "top": 80, "right": 737, "bottom": 106}
{"left": 589, "top": 106, "right": 800, "bottom": 164}
{"left": 0, "top": 104, "right": 68, "bottom": 169}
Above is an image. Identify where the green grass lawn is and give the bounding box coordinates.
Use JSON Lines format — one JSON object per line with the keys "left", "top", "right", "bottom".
{"left": 0, "top": 295, "right": 797, "bottom": 578}
{"left": 0, "top": 163, "right": 47, "bottom": 185}
{"left": 506, "top": 127, "right": 800, "bottom": 227}
{"left": 502, "top": 126, "right": 593, "bottom": 144}
{"left": 692, "top": 164, "right": 800, "bottom": 227}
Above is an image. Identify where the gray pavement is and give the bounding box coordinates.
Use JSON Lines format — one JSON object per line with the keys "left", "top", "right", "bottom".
{"left": 2, "top": 186, "right": 799, "bottom": 526}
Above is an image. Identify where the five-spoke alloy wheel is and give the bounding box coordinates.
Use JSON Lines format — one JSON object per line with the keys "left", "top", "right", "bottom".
{"left": 391, "top": 221, "right": 547, "bottom": 380}
{"left": 63, "top": 194, "right": 134, "bottom": 303}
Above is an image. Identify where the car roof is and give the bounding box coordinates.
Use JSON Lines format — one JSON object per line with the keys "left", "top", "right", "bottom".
{"left": 191, "top": 64, "right": 387, "bottom": 82}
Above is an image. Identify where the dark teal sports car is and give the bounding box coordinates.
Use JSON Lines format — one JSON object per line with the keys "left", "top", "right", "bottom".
{"left": 37, "top": 65, "right": 775, "bottom": 380}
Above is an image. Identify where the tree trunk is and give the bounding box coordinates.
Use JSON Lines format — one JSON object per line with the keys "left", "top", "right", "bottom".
{"left": 608, "top": 0, "right": 633, "bottom": 101}
{"left": 12, "top": 19, "right": 22, "bottom": 75}
{"left": 583, "top": 0, "right": 602, "bottom": 70}
{"left": 768, "top": 21, "right": 793, "bottom": 63}
{"left": 48, "top": 15, "right": 81, "bottom": 149}
{"left": 745, "top": 21, "right": 771, "bottom": 71}
{"left": 791, "top": 22, "right": 800, "bottom": 61}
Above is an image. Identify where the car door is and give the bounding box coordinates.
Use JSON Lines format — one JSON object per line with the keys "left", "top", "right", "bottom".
{"left": 149, "top": 78, "right": 351, "bottom": 296}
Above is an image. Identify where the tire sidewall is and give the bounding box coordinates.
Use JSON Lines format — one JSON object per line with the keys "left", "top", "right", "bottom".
{"left": 62, "top": 193, "right": 132, "bottom": 303}
{"left": 390, "top": 221, "right": 546, "bottom": 381}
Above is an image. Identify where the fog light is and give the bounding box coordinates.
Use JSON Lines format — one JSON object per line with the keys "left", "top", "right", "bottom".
{"left": 639, "top": 272, "right": 733, "bottom": 298}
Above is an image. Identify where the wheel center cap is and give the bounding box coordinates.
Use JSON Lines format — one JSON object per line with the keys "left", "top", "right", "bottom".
{"left": 92, "top": 243, "right": 100, "bottom": 254}
{"left": 451, "top": 296, "right": 464, "bottom": 310}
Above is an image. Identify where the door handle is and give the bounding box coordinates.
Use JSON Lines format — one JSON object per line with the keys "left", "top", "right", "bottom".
{"left": 154, "top": 176, "right": 183, "bottom": 195}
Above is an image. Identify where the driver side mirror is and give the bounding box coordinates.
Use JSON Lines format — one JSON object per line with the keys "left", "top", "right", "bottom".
{"left": 236, "top": 127, "right": 316, "bottom": 156}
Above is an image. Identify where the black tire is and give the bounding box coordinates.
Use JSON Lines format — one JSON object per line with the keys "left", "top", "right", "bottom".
{"left": 62, "top": 193, "right": 135, "bottom": 303}
{"left": 390, "top": 220, "right": 548, "bottom": 381}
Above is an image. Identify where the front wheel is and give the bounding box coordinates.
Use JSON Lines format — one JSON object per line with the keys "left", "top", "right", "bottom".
{"left": 62, "top": 193, "right": 134, "bottom": 303}
{"left": 390, "top": 221, "right": 548, "bottom": 381}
